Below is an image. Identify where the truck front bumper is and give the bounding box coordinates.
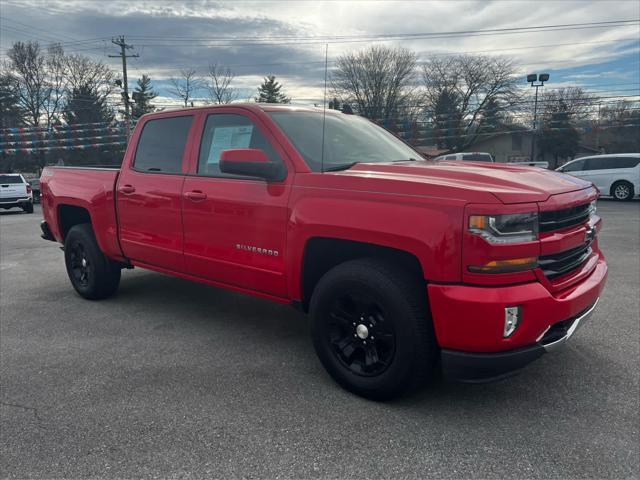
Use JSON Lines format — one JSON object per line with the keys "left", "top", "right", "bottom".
{"left": 428, "top": 255, "right": 607, "bottom": 382}
{"left": 440, "top": 299, "right": 599, "bottom": 382}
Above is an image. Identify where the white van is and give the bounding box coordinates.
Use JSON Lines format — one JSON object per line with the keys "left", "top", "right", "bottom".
{"left": 434, "top": 152, "right": 494, "bottom": 162}
{"left": 556, "top": 154, "right": 640, "bottom": 201}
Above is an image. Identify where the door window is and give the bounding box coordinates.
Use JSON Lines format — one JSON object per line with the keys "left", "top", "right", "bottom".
{"left": 562, "top": 159, "right": 585, "bottom": 172}
{"left": 134, "top": 116, "right": 193, "bottom": 173}
{"left": 197, "top": 114, "right": 282, "bottom": 177}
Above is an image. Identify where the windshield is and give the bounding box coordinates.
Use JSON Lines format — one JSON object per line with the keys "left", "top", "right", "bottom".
{"left": 269, "top": 112, "right": 420, "bottom": 172}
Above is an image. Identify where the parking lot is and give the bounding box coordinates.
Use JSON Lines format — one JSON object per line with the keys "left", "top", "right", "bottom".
{"left": 0, "top": 201, "right": 638, "bottom": 479}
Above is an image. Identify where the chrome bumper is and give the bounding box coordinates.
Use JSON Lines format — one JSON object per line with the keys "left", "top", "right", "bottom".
{"left": 541, "top": 298, "right": 599, "bottom": 352}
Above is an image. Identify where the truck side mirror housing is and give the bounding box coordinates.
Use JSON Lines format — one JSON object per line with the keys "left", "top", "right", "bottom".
{"left": 219, "top": 149, "right": 286, "bottom": 181}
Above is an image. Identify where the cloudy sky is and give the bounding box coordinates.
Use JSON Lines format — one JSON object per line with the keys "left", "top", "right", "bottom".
{"left": 1, "top": 0, "right": 638, "bottom": 106}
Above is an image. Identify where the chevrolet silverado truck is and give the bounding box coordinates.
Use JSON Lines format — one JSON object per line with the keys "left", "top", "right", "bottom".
{"left": 40, "top": 104, "right": 608, "bottom": 399}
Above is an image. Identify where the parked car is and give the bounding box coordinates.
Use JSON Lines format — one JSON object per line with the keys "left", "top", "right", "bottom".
{"left": 435, "top": 152, "right": 494, "bottom": 162}
{"left": 557, "top": 153, "right": 640, "bottom": 201}
{"left": 40, "top": 104, "right": 607, "bottom": 399}
{"left": 0, "top": 173, "right": 34, "bottom": 213}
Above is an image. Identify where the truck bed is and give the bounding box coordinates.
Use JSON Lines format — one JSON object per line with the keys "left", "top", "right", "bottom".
{"left": 40, "top": 166, "right": 125, "bottom": 261}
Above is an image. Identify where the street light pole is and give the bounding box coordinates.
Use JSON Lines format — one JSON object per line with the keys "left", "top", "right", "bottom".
{"left": 527, "top": 73, "right": 549, "bottom": 162}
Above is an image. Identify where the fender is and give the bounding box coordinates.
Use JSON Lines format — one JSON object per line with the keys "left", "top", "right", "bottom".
{"left": 286, "top": 192, "right": 465, "bottom": 300}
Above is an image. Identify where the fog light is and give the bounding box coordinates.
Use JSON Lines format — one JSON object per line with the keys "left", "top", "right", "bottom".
{"left": 504, "top": 306, "right": 522, "bottom": 338}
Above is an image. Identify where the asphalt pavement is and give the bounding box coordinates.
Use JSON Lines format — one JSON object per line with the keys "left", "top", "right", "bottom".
{"left": 1, "top": 201, "right": 638, "bottom": 479}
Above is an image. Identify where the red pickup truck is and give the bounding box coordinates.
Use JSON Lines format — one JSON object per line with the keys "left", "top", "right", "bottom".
{"left": 40, "top": 104, "right": 607, "bottom": 399}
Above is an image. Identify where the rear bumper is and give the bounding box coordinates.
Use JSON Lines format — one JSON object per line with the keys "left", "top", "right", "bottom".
{"left": 441, "top": 299, "right": 599, "bottom": 382}
{"left": 0, "top": 197, "right": 31, "bottom": 208}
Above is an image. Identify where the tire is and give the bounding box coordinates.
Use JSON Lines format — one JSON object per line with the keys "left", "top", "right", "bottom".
{"left": 310, "top": 258, "right": 437, "bottom": 400}
{"left": 64, "top": 223, "right": 121, "bottom": 300}
{"left": 23, "top": 202, "right": 34, "bottom": 213}
{"left": 611, "top": 181, "right": 634, "bottom": 201}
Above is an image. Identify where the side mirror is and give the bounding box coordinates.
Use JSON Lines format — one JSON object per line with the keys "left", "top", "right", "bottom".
{"left": 219, "top": 149, "right": 285, "bottom": 181}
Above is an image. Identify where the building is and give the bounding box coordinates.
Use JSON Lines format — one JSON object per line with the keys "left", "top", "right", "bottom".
{"left": 465, "top": 130, "right": 601, "bottom": 168}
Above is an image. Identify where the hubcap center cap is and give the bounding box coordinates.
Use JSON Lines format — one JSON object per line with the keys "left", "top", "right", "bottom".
{"left": 81, "top": 258, "right": 87, "bottom": 268}
{"left": 356, "top": 324, "right": 369, "bottom": 339}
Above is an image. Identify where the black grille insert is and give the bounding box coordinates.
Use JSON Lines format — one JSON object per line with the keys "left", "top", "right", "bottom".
{"left": 540, "top": 203, "right": 592, "bottom": 232}
{"left": 539, "top": 242, "right": 593, "bottom": 279}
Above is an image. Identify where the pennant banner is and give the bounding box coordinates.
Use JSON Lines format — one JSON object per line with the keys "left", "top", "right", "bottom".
{"left": 1, "top": 141, "right": 127, "bottom": 156}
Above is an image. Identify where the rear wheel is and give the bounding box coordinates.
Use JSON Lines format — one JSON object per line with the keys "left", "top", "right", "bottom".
{"left": 611, "top": 181, "right": 634, "bottom": 201}
{"left": 23, "top": 202, "right": 33, "bottom": 213}
{"left": 310, "top": 258, "right": 437, "bottom": 400}
{"left": 64, "top": 223, "right": 121, "bottom": 299}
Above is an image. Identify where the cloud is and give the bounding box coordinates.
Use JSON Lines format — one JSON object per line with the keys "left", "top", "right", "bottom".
{"left": 1, "top": 0, "right": 638, "bottom": 103}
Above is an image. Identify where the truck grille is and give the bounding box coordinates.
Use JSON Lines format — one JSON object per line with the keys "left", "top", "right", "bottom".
{"left": 538, "top": 242, "right": 593, "bottom": 279}
{"left": 539, "top": 203, "right": 592, "bottom": 232}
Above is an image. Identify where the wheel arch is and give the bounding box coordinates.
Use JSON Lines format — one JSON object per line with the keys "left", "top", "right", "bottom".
{"left": 299, "top": 237, "right": 426, "bottom": 312}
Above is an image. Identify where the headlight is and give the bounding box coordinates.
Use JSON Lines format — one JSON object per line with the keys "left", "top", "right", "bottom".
{"left": 469, "top": 212, "right": 539, "bottom": 244}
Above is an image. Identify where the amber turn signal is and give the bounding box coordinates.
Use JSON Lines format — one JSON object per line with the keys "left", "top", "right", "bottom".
{"left": 468, "top": 256, "right": 538, "bottom": 274}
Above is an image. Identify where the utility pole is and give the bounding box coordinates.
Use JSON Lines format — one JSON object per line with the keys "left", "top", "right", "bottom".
{"left": 109, "top": 36, "right": 138, "bottom": 141}
{"left": 526, "top": 73, "right": 550, "bottom": 162}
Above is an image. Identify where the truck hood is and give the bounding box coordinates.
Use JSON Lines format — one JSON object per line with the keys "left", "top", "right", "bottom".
{"left": 336, "top": 160, "right": 593, "bottom": 204}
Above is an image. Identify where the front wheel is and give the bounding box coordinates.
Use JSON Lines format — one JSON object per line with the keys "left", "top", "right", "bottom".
{"left": 310, "top": 258, "right": 437, "bottom": 400}
{"left": 611, "top": 181, "right": 634, "bottom": 201}
{"left": 64, "top": 223, "right": 121, "bottom": 300}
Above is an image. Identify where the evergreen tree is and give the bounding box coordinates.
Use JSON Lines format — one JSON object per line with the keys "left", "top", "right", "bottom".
{"left": 0, "top": 74, "right": 25, "bottom": 172}
{"left": 63, "top": 85, "right": 119, "bottom": 166}
{"left": 64, "top": 84, "right": 114, "bottom": 126}
{"left": 432, "top": 90, "right": 461, "bottom": 150}
{"left": 132, "top": 74, "right": 158, "bottom": 119}
{"left": 0, "top": 73, "right": 23, "bottom": 130}
{"left": 481, "top": 97, "right": 504, "bottom": 132}
{"left": 255, "top": 76, "right": 290, "bottom": 103}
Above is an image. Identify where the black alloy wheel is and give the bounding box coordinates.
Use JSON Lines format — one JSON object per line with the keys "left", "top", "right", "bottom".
{"left": 327, "top": 291, "right": 396, "bottom": 377}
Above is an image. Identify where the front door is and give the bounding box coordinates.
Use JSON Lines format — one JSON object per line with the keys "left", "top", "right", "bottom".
{"left": 181, "top": 110, "right": 292, "bottom": 298}
{"left": 116, "top": 114, "right": 195, "bottom": 272}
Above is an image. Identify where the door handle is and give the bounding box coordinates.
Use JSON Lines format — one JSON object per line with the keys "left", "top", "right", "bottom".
{"left": 118, "top": 184, "right": 136, "bottom": 195}
{"left": 184, "top": 190, "right": 207, "bottom": 201}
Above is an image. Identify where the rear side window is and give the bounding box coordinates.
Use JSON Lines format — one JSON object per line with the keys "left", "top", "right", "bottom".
{"left": 607, "top": 157, "right": 640, "bottom": 169}
{"left": 0, "top": 175, "right": 24, "bottom": 184}
{"left": 134, "top": 116, "right": 193, "bottom": 173}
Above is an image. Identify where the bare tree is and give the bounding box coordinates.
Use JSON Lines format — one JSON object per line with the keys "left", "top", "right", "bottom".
{"left": 422, "top": 55, "right": 520, "bottom": 149}
{"left": 206, "top": 64, "right": 237, "bottom": 104}
{"left": 6, "top": 41, "right": 49, "bottom": 126}
{"left": 332, "top": 45, "right": 417, "bottom": 122}
{"left": 540, "top": 87, "right": 596, "bottom": 121}
{"left": 169, "top": 68, "right": 203, "bottom": 107}
{"left": 62, "top": 53, "right": 114, "bottom": 99}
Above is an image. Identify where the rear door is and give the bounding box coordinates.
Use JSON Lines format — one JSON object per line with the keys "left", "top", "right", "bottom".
{"left": 116, "top": 113, "right": 196, "bottom": 272}
{"left": 580, "top": 157, "right": 612, "bottom": 191}
{"left": 0, "top": 174, "right": 27, "bottom": 200}
{"left": 181, "top": 109, "right": 292, "bottom": 298}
